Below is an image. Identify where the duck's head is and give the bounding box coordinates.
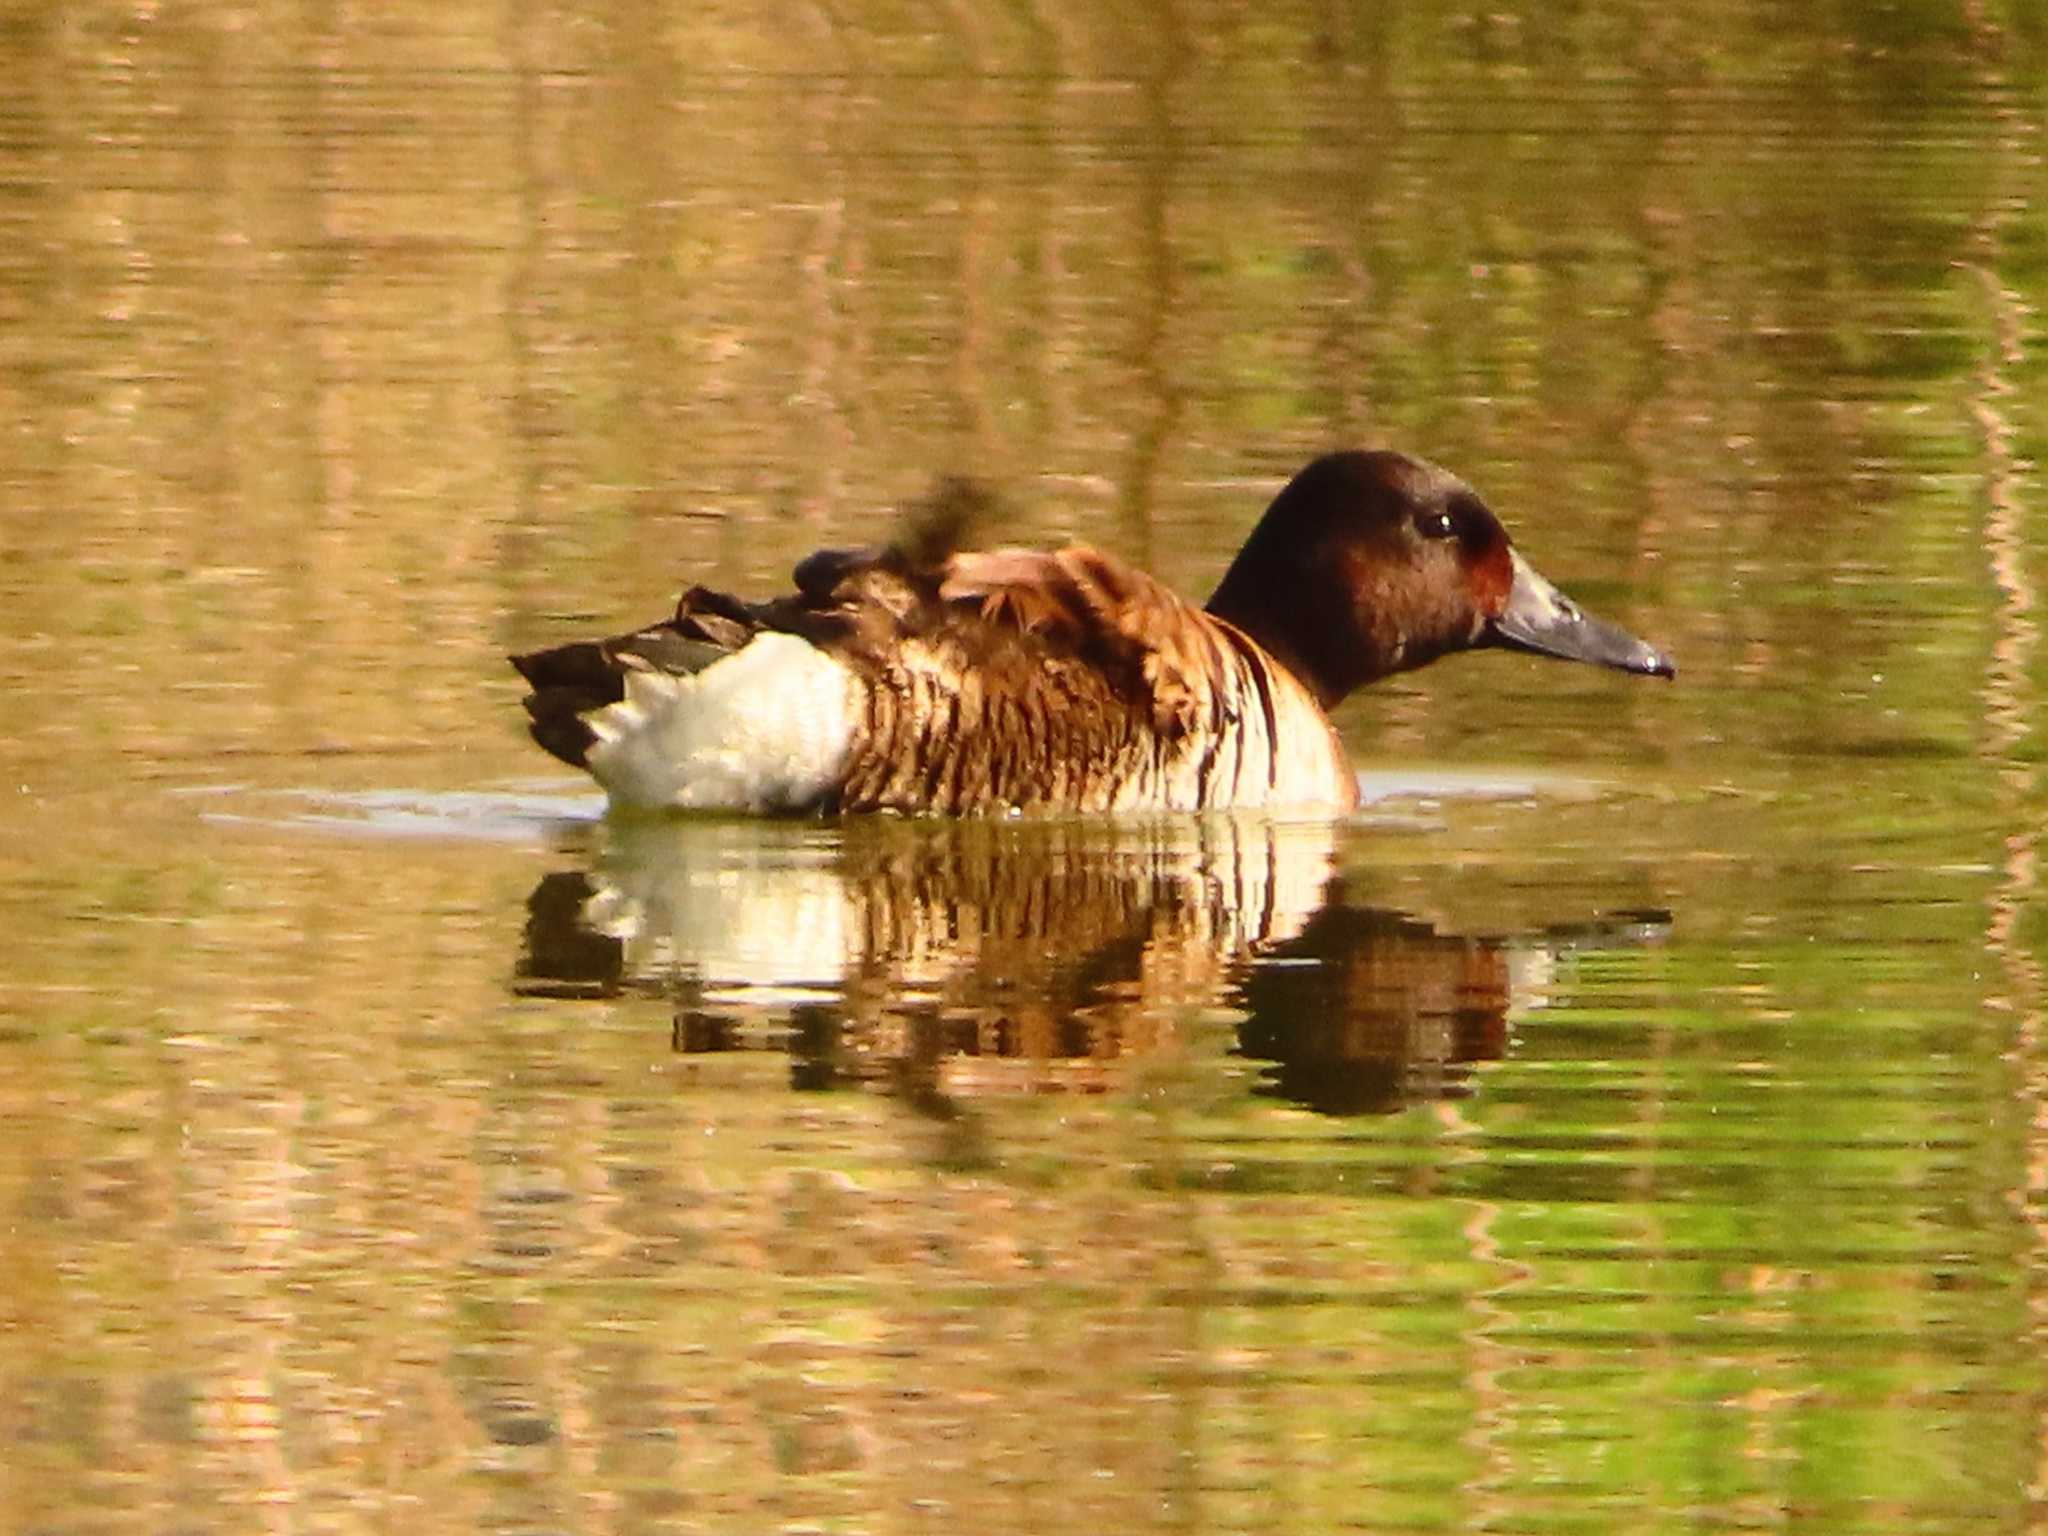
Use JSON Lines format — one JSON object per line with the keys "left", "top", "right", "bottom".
{"left": 1205, "top": 450, "right": 1675, "bottom": 708}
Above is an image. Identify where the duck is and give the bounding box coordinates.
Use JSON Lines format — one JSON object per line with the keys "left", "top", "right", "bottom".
{"left": 511, "top": 450, "right": 1674, "bottom": 815}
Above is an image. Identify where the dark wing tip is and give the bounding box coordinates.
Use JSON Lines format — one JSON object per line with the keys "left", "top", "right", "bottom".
{"left": 520, "top": 684, "right": 600, "bottom": 768}
{"left": 793, "top": 547, "right": 883, "bottom": 599}
{"left": 510, "top": 640, "right": 615, "bottom": 694}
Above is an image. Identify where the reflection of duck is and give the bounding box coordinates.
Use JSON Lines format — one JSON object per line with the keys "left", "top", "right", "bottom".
{"left": 1238, "top": 907, "right": 1518, "bottom": 1115}
{"left": 512, "top": 451, "right": 1673, "bottom": 814}
{"left": 514, "top": 817, "right": 1667, "bottom": 1116}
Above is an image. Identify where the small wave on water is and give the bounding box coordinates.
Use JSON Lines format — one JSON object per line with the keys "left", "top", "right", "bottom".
{"left": 1353, "top": 767, "right": 1612, "bottom": 805}
{"left": 173, "top": 767, "right": 1629, "bottom": 845}
{"left": 177, "top": 780, "right": 606, "bottom": 843}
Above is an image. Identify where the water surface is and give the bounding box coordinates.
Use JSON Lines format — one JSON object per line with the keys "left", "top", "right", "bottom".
{"left": 2, "top": 3, "right": 2045, "bottom": 1533}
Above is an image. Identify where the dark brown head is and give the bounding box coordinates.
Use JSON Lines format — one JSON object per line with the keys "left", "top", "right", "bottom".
{"left": 1204, "top": 451, "right": 1674, "bottom": 708}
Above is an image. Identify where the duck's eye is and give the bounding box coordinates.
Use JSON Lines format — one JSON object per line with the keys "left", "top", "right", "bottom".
{"left": 1417, "top": 510, "right": 1458, "bottom": 540}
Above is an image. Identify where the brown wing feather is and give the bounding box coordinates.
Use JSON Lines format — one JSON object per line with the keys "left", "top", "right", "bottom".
{"left": 940, "top": 545, "right": 1222, "bottom": 737}
{"left": 509, "top": 485, "right": 1344, "bottom": 811}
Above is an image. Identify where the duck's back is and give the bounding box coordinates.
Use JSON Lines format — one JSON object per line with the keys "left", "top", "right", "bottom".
{"left": 512, "top": 542, "right": 1356, "bottom": 816}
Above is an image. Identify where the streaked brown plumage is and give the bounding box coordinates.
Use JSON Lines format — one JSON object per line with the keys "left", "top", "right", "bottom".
{"left": 511, "top": 450, "right": 1674, "bottom": 815}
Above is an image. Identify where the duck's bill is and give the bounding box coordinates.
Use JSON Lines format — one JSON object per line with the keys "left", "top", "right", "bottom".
{"left": 1485, "top": 551, "right": 1676, "bottom": 679}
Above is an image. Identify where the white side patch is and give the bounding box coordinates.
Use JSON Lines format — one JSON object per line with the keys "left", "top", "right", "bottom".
{"left": 583, "top": 633, "right": 861, "bottom": 812}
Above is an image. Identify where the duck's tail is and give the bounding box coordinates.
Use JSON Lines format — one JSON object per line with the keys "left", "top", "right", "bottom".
{"left": 513, "top": 631, "right": 861, "bottom": 812}
{"left": 509, "top": 475, "right": 996, "bottom": 803}
{"left": 510, "top": 625, "right": 726, "bottom": 770}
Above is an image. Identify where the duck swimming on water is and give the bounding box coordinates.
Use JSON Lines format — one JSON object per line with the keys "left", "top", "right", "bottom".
{"left": 511, "top": 450, "right": 1674, "bottom": 815}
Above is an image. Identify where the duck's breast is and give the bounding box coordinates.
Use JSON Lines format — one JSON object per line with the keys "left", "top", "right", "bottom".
{"left": 1153, "top": 624, "right": 1357, "bottom": 812}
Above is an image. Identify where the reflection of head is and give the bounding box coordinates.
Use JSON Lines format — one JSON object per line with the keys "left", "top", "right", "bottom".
{"left": 1237, "top": 907, "right": 1511, "bottom": 1115}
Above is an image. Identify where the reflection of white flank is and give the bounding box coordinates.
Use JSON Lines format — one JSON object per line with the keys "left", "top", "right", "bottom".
{"left": 584, "top": 822, "right": 857, "bottom": 1005}
{"left": 584, "top": 634, "right": 861, "bottom": 812}
{"left": 581, "top": 813, "right": 1339, "bottom": 1006}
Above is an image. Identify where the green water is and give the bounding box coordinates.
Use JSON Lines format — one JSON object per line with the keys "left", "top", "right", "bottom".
{"left": 2, "top": 3, "right": 2045, "bottom": 1532}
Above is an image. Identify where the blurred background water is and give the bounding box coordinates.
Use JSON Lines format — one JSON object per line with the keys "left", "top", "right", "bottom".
{"left": 2, "top": 2, "right": 2046, "bottom": 1532}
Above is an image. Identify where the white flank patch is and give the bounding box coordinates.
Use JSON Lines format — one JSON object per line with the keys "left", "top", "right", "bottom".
{"left": 583, "top": 633, "right": 860, "bottom": 812}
